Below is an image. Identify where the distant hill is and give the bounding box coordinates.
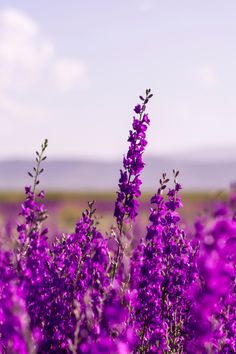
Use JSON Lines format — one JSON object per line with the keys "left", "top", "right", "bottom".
{"left": 0, "top": 151, "right": 236, "bottom": 191}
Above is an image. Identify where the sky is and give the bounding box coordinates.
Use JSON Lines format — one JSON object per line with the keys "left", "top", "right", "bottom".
{"left": 0, "top": 0, "right": 236, "bottom": 160}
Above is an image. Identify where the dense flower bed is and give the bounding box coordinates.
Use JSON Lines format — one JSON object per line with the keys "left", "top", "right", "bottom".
{"left": 0, "top": 90, "right": 236, "bottom": 353}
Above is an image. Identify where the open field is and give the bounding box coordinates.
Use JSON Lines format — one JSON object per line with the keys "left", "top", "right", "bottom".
{"left": 0, "top": 190, "right": 228, "bottom": 235}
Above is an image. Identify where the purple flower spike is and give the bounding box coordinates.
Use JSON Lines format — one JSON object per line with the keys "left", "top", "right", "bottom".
{"left": 112, "top": 90, "right": 152, "bottom": 282}
{"left": 114, "top": 90, "right": 152, "bottom": 233}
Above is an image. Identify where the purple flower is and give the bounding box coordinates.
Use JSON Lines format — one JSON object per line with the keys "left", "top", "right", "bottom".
{"left": 134, "top": 104, "right": 142, "bottom": 114}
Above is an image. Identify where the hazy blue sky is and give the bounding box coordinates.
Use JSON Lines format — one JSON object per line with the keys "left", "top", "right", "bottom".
{"left": 0, "top": 0, "right": 236, "bottom": 160}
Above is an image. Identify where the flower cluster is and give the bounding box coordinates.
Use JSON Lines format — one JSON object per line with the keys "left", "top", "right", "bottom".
{"left": 1, "top": 91, "right": 236, "bottom": 353}
{"left": 133, "top": 172, "right": 198, "bottom": 353}
{"left": 187, "top": 203, "right": 236, "bottom": 353}
{"left": 0, "top": 250, "right": 35, "bottom": 354}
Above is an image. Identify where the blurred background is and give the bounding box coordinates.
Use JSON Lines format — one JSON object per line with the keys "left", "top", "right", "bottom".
{"left": 0, "top": 0, "right": 235, "bottom": 232}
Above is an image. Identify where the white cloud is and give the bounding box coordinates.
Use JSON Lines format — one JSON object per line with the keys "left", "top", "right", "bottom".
{"left": 0, "top": 8, "right": 53, "bottom": 91}
{"left": 0, "top": 7, "right": 88, "bottom": 93}
{"left": 51, "top": 58, "right": 89, "bottom": 92}
{"left": 193, "top": 66, "right": 219, "bottom": 88}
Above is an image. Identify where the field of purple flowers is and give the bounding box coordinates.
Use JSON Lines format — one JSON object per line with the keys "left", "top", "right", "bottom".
{"left": 1, "top": 90, "right": 236, "bottom": 353}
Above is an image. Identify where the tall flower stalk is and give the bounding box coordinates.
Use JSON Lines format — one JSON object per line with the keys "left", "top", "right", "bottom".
{"left": 112, "top": 89, "right": 152, "bottom": 281}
